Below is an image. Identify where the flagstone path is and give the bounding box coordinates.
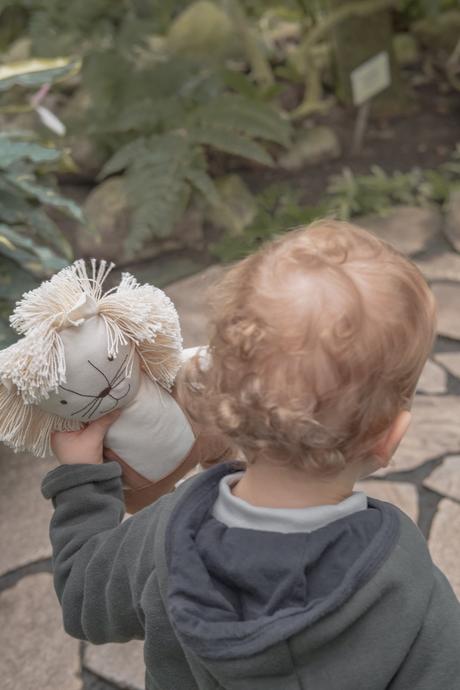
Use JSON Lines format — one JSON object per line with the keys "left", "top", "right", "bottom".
{"left": 1, "top": 205, "right": 460, "bottom": 690}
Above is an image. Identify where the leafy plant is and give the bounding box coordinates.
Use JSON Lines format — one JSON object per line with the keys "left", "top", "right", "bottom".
{"left": 0, "top": 56, "right": 80, "bottom": 91}
{"left": 91, "top": 53, "right": 292, "bottom": 258}
{"left": 327, "top": 151, "right": 460, "bottom": 219}
{"left": 211, "top": 183, "right": 327, "bottom": 261}
{"left": 0, "top": 130, "right": 83, "bottom": 342}
{"left": 5, "top": 0, "right": 294, "bottom": 258}
{"left": 20, "top": 0, "right": 179, "bottom": 57}
{"left": 0, "top": 59, "right": 84, "bottom": 344}
{"left": 212, "top": 146, "right": 460, "bottom": 262}
{"left": 396, "top": 0, "right": 459, "bottom": 22}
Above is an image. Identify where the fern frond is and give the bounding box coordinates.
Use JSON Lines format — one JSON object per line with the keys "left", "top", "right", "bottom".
{"left": 188, "top": 94, "right": 291, "bottom": 147}
{"left": 122, "top": 133, "right": 193, "bottom": 255}
{"left": 98, "top": 138, "right": 147, "bottom": 180}
{"left": 190, "top": 126, "right": 273, "bottom": 166}
{"left": 184, "top": 167, "right": 220, "bottom": 206}
{"left": 111, "top": 99, "right": 179, "bottom": 134}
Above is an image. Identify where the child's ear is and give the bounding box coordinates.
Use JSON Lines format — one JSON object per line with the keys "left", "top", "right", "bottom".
{"left": 372, "top": 410, "right": 412, "bottom": 467}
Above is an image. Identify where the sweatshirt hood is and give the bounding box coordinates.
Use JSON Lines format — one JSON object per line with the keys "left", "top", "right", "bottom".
{"left": 165, "top": 463, "right": 429, "bottom": 665}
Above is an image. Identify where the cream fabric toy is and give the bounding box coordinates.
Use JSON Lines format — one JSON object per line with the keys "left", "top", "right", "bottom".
{"left": 0, "top": 260, "right": 231, "bottom": 512}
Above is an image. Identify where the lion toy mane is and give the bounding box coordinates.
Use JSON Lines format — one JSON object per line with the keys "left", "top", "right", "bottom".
{"left": 0, "top": 260, "right": 231, "bottom": 512}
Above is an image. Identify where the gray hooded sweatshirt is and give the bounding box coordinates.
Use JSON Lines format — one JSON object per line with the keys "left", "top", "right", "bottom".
{"left": 41, "top": 460, "right": 460, "bottom": 690}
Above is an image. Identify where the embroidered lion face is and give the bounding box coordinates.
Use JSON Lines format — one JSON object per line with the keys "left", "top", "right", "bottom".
{"left": 0, "top": 260, "right": 182, "bottom": 456}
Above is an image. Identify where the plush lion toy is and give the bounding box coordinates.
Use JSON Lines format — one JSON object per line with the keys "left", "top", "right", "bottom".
{"left": 0, "top": 260, "right": 231, "bottom": 512}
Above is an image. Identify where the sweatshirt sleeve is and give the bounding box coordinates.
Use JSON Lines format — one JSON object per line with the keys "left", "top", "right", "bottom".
{"left": 389, "top": 565, "right": 460, "bottom": 689}
{"left": 41, "top": 461, "right": 165, "bottom": 644}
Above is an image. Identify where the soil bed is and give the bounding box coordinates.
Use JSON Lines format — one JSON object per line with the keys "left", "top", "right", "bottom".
{"left": 59, "top": 81, "right": 460, "bottom": 283}
{"left": 248, "top": 82, "right": 460, "bottom": 204}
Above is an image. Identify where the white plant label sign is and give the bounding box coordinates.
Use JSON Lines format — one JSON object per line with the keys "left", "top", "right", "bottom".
{"left": 350, "top": 51, "right": 391, "bottom": 106}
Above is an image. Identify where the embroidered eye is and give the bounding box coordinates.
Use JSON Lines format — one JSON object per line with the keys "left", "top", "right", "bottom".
{"left": 108, "top": 355, "right": 114, "bottom": 361}
{"left": 60, "top": 400, "right": 67, "bottom": 405}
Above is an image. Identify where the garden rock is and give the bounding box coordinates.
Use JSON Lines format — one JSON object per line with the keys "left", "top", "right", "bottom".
{"left": 60, "top": 90, "right": 108, "bottom": 177}
{"left": 79, "top": 178, "right": 205, "bottom": 265}
{"left": 356, "top": 205, "right": 442, "bottom": 256}
{"left": 207, "top": 175, "right": 258, "bottom": 236}
{"left": 443, "top": 187, "right": 460, "bottom": 253}
{"left": 78, "top": 177, "right": 132, "bottom": 262}
{"left": 278, "top": 126, "right": 341, "bottom": 170}
{"left": 68, "top": 135, "right": 108, "bottom": 179}
{"left": 431, "top": 283, "right": 460, "bottom": 340}
{"left": 168, "top": 1, "right": 240, "bottom": 61}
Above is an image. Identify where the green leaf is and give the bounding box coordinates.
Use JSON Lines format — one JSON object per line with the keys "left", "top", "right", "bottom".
{"left": 0, "top": 256, "right": 39, "bottom": 302}
{"left": 189, "top": 94, "right": 292, "bottom": 148}
{"left": 0, "top": 130, "right": 36, "bottom": 141}
{"left": 190, "top": 126, "right": 274, "bottom": 166}
{"left": 122, "top": 133, "right": 193, "bottom": 254}
{"left": 220, "top": 69, "right": 261, "bottom": 99}
{"left": 0, "top": 186, "right": 35, "bottom": 224}
{"left": 0, "top": 139, "right": 62, "bottom": 168}
{"left": 4, "top": 172, "right": 84, "bottom": 222}
{"left": 0, "top": 188, "right": 73, "bottom": 260}
{"left": 0, "top": 58, "right": 81, "bottom": 91}
{"left": 105, "top": 99, "right": 182, "bottom": 136}
{"left": 184, "top": 167, "right": 220, "bottom": 206}
{"left": 0, "top": 224, "right": 67, "bottom": 276}
{"left": 97, "top": 138, "right": 147, "bottom": 180}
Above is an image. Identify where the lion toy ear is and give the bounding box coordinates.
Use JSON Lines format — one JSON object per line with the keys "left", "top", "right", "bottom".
{"left": 98, "top": 272, "right": 182, "bottom": 391}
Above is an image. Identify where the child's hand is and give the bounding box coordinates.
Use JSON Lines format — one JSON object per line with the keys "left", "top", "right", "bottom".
{"left": 51, "top": 410, "right": 122, "bottom": 465}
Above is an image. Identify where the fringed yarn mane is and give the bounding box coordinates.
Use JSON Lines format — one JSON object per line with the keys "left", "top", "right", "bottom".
{"left": 0, "top": 259, "right": 183, "bottom": 456}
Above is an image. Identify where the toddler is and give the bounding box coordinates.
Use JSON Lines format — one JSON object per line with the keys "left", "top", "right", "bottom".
{"left": 43, "top": 220, "right": 460, "bottom": 690}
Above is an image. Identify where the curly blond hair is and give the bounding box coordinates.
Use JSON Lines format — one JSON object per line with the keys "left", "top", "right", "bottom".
{"left": 178, "top": 220, "right": 436, "bottom": 476}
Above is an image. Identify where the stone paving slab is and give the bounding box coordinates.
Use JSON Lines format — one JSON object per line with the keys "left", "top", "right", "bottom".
{"left": 444, "top": 187, "right": 460, "bottom": 253}
{"left": 357, "top": 206, "right": 442, "bottom": 256}
{"left": 415, "top": 252, "right": 460, "bottom": 282}
{"left": 355, "top": 480, "right": 418, "bottom": 523}
{"left": 434, "top": 352, "right": 460, "bottom": 380}
{"left": 416, "top": 358, "right": 447, "bottom": 394}
{"left": 0, "top": 445, "right": 55, "bottom": 576}
{"left": 377, "top": 394, "right": 460, "bottom": 476}
{"left": 423, "top": 455, "right": 460, "bottom": 502}
{"left": 431, "top": 283, "right": 460, "bottom": 340}
{"left": 84, "top": 641, "right": 144, "bottom": 690}
{"left": 428, "top": 498, "right": 460, "bottom": 599}
{"left": 164, "top": 265, "right": 226, "bottom": 348}
{"left": 0, "top": 573, "right": 82, "bottom": 690}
